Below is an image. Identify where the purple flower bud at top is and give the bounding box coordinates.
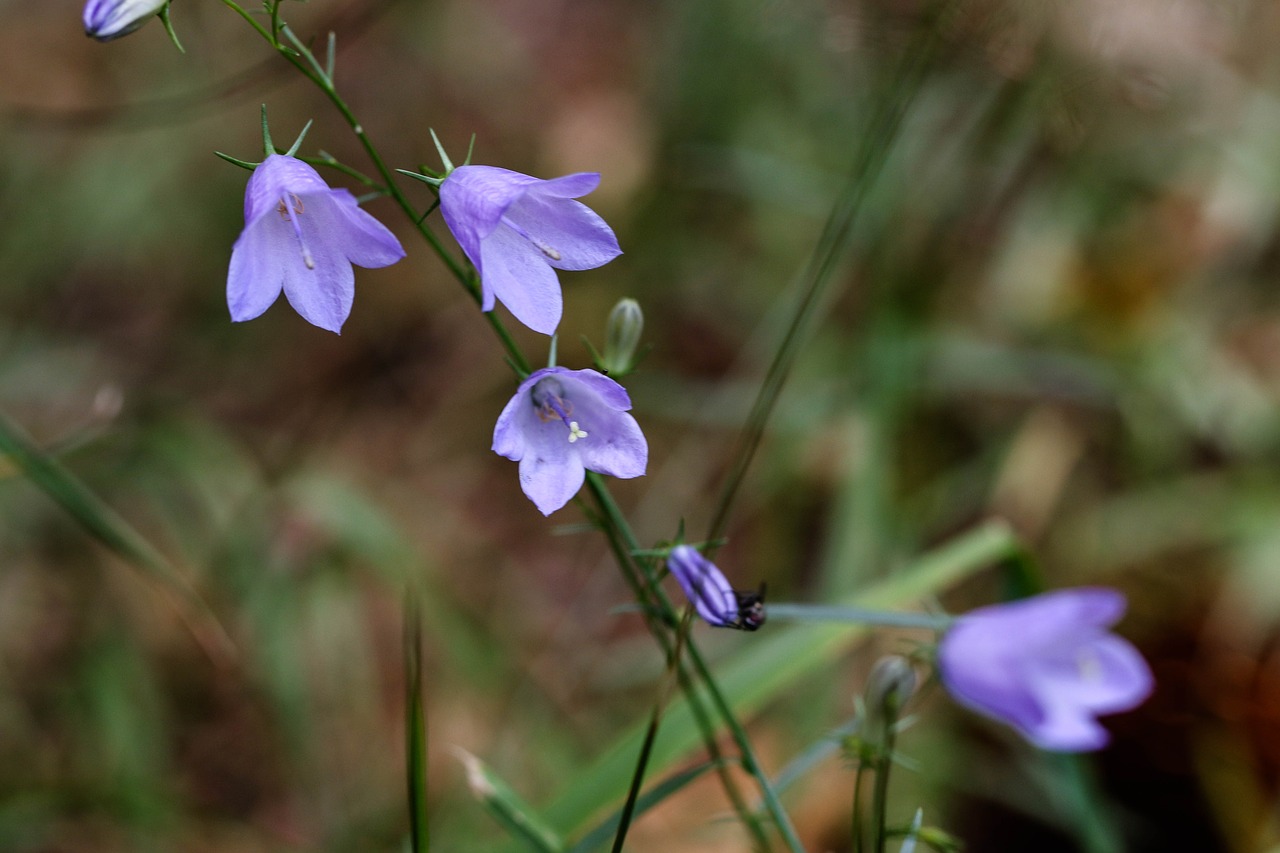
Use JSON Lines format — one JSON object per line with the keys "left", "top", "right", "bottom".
{"left": 227, "top": 154, "right": 405, "bottom": 334}
{"left": 937, "top": 588, "right": 1154, "bottom": 752}
{"left": 668, "top": 546, "right": 738, "bottom": 627}
{"left": 84, "top": 0, "right": 167, "bottom": 41}
{"left": 439, "top": 165, "right": 622, "bottom": 336}
{"left": 492, "top": 367, "right": 646, "bottom": 515}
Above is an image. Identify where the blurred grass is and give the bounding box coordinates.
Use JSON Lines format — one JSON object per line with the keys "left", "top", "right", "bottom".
{"left": 1, "top": 0, "right": 1279, "bottom": 850}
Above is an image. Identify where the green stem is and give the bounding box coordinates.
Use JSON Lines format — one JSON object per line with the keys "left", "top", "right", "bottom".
{"left": 587, "top": 474, "right": 804, "bottom": 852}
{"left": 870, "top": 731, "right": 894, "bottom": 853}
{"left": 851, "top": 764, "right": 867, "bottom": 853}
{"left": 584, "top": 481, "right": 771, "bottom": 851}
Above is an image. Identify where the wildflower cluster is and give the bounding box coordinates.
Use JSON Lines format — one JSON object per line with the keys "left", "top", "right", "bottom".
{"left": 82, "top": 3, "right": 1161, "bottom": 850}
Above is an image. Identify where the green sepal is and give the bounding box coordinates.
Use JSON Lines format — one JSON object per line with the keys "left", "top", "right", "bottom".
{"left": 214, "top": 151, "right": 259, "bottom": 171}
{"left": 159, "top": 2, "right": 184, "bottom": 53}
{"left": 397, "top": 169, "right": 444, "bottom": 189}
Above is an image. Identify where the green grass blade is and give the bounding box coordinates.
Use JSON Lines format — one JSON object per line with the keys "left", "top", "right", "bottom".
{"left": 0, "top": 411, "right": 235, "bottom": 665}
{"left": 567, "top": 760, "right": 722, "bottom": 853}
{"left": 457, "top": 749, "right": 566, "bottom": 852}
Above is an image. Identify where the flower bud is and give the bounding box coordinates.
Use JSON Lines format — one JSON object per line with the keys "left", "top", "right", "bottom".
{"left": 602, "top": 298, "right": 643, "bottom": 376}
{"left": 83, "top": 0, "right": 167, "bottom": 41}
{"left": 859, "top": 656, "right": 917, "bottom": 753}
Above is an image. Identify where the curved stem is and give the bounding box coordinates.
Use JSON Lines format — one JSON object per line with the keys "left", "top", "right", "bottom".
{"left": 587, "top": 474, "right": 805, "bottom": 852}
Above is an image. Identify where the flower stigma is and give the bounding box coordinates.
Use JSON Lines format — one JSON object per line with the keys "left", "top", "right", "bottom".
{"left": 1077, "top": 649, "right": 1102, "bottom": 682}
{"left": 277, "top": 193, "right": 315, "bottom": 270}
{"left": 531, "top": 377, "right": 586, "bottom": 442}
{"left": 500, "top": 214, "right": 561, "bottom": 261}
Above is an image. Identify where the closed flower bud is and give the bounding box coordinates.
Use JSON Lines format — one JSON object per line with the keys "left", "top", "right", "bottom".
{"left": 859, "top": 656, "right": 917, "bottom": 753}
{"left": 603, "top": 298, "right": 643, "bottom": 376}
{"left": 83, "top": 0, "right": 167, "bottom": 41}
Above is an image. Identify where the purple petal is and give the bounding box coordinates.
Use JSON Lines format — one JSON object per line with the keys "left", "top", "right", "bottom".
{"left": 528, "top": 172, "right": 602, "bottom": 198}
{"left": 326, "top": 190, "right": 406, "bottom": 268}
{"left": 439, "top": 166, "right": 540, "bottom": 264}
{"left": 938, "top": 587, "right": 1152, "bottom": 752}
{"left": 668, "top": 546, "right": 738, "bottom": 626}
{"left": 479, "top": 225, "right": 563, "bottom": 335}
{"left": 505, "top": 194, "right": 621, "bottom": 272}
{"left": 83, "top": 0, "right": 165, "bottom": 39}
{"left": 516, "top": 420, "right": 587, "bottom": 515}
{"left": 569, "top": 390, "right": 647, "bottom": 479}
{"left": 279, "top": 212, "right": 355, "bottom": 334}
{"left": 565, "top": 369, "right": 632, "bottom": 410}
{"left": 492, "top": 388, "right": 532, "bottom": 461}
{"left": 227, "top": 218, "right": 285, "bottom": 323}
{"left": 242, "top": 155, "right": 330, "bottom": 224}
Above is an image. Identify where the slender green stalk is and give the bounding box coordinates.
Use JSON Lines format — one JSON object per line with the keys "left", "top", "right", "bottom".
{"left": 704, "top": 5, "right": 946, "bottom": 548}
{"left": 583, "top": 481, "right": 771, "bottom": 850}
{"left": 851, "top": 764, "right": 867, "bottom": 853}
{"left": 587, "top": 474, "right": 802, "bottom": 852}
{"left": 764, "top": 604, "right": 949, "bottom": 630}
{"left": 611, "top": 705, "right": 662, "bottom": 853}
{"left": 611, "top": 609, "right": 706, "bottom": 852}
{"left": 870, "top": 731, "right": 894, "bottom": 853}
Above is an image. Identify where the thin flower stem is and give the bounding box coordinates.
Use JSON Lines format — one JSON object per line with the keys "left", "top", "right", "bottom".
{"left": 583, "top": 485, "right": 772, "bottom": 851}
{"left": 764, "top": 604, "right": 950, "bottom": 631}
{"left": 610, "top": 611, "right": 691, "bottom": 853}
{"left": 704, "top": 5, "right": 946, "bottom": 549}
{"left": 851, "top": 764, "right": 867, "bottom": 853}
{"left": 870, "top": 730, "right": 895, "bottom": 853}
{"left": 586, "top": 474, "right": 804, "bottom": 853}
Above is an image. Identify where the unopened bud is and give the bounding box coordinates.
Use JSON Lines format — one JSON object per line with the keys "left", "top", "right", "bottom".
{"left": 862, "top": 656, "right": 917, "bottom": 745}
{"left": 83, "top": 0, "right": 167, "bottom": 41}
{"left": 602, "top": 298, "right": 643, "bottom": 376}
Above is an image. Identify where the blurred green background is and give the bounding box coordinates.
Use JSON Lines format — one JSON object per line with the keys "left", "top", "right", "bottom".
{"left": 1, "top": 0, "right": 1278, "bottom": 849}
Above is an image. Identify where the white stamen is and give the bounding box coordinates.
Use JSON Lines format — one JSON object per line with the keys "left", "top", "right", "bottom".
{"left": 501, "top": 214, "right": 561, "bottom": 261}
{"left": 1077, "top": 650, "right": 1101, "bottom": 681}
{"left": 567, "top": 421, "right": 588, "bottom": 443}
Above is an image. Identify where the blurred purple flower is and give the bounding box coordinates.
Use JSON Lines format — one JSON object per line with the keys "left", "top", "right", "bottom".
{"left": 84, "top": 0, "right": 167, "bottom": 40}
{"left": 492, "top": 367, "right": 645, "bottom": 515}
{"left": 227, "top": 155, "right": 404, "bottom": 334}
{"left": 439, "top": 166, "right": 621, "bottom": 336}
{"left": 938, "top": 588, "right": 1153, "bottom": 751}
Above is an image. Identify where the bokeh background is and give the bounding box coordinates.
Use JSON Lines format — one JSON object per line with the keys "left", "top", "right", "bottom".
{"left": 1, "top": 0, "right": 1279, "bottom": 849}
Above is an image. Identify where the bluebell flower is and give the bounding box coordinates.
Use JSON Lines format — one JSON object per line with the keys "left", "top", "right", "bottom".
{"left": 439, "top": 166, "right": 621, "bottom": 336}
{"left": 83, "top": 0, "right": 166, "bottom": 40}
{"left": 228, "top": 154, "right": 405, "bottom": 334}
{"left": 492, "top": 367, "right": 645, "bottom": 515}
{"left": 667, "top": 545, "right": 767, "bottom": 631}
{"left": 938, "top": 588, "right": 1153, "bottom": 751}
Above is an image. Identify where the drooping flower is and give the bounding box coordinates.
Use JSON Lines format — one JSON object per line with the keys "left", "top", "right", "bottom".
{"left": 492, "top": 367, "right": 645, "bottom": 515}
{"left": 228, "top": 154, "right": 405, "bottom": 334}
{"left": 83, "top": 0, "right": 166, "bottom": 40}
{"left": 937, "top": 588, "right": 1153, "bottom": 751}
{"left": 667, "top": 545, "right": 767, "bottom": 631}
{"left": 439, "top": 166, "right": 621, "bottom": 336}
